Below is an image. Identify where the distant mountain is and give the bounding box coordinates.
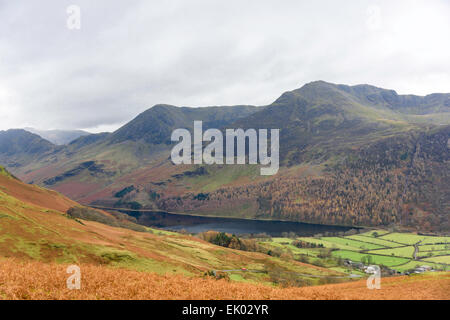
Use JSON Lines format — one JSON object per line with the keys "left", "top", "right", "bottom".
{"left": 0, "top": 129, "right": 58, "bottom": 168}
{"left": 230, "top": 81, "right": 450, "bottom": 164}
{"left": 1, "top": 81, "right": 448, "bottom": 231}
{"left": 68, "top": 132, "right": 111, "bottom": 150}
{"left": 109, "top": 104, "right": 259, "bottom": 144}
{"left": 0, "top": 129, "right": 54, "bottom": 155}
{"left": 24, "top": 127, "right": 91, "bottom": 145}
{"left": 335, "top": 83, "right": 450, "bottom": 115}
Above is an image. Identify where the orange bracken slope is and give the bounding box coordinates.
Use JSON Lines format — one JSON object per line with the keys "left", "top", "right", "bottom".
{"left": 0, "top": 170, "right": 77, "bottom": 212}
{"left": 0, "top": 259, "right": 448, "bottom": 300}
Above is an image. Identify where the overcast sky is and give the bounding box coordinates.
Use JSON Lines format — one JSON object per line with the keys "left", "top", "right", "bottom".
{"left": 1, "top": 0, "right": 449, "bottom": 132}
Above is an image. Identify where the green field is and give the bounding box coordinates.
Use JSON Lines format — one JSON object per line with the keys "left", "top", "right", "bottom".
{"left": 367, "top": 246, "right": 415, "bottom": 259}
{"left": 321, "top": 237, "right": 385, "bottom": 250}
{"left": 420, "top": 237, "right": 450, "bottom": 245}
{"left": 296, "top": 237, "right": 359, "bottom": 251}
{"left": 417, "top": 250, "right": 450, "bottom": 258}
{"left": 422, "top": 255, "right": 450, "bottom": 264}
{"left": 358, "top": 229, "right": 391, "bottom": 237}
{"left": 259, "top": 239, "right": 307, "bottom": 254}
{"left": 418, "top": 244, "right": 450, "bottom": 251}
{"left": 259, "top": 238, "right": 330, "bottom": 258}
{"left": 346, "top": 235, "right": 398, "bottom": 248}
{"left": 257, "top": 231, "right": 450, "bottom": 276}
{"left": 271, "top": 238, "right": 294, "bottom": 244}
{"left": 379, "top": 233, "right": 450, "bottom": 245}
{"left": 331, "top": 250, "right": 410, "bottom": 267}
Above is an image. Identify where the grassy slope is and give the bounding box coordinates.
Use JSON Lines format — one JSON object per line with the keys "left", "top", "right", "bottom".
{"left": 1, "top": 166, "right": 449, "bottom": 299}
{"left": 0, "top": 166, "right": 342, "bottom": 286}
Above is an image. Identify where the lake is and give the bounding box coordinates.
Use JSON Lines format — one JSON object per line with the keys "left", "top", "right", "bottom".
{"left": 111, "top": 209, "right": 355, "bottom": 237}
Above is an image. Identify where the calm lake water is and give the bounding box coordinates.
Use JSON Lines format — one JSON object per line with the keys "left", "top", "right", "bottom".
{"left": 113, "top": 209, "right": 354, "bottom": 237}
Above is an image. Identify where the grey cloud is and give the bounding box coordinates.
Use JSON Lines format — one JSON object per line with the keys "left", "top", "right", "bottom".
{"left": 0, "top": 0, "right": 449, "bottom": 132}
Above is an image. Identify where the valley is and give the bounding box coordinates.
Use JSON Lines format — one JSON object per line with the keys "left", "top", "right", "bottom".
{"left": 0, "top": 81, "right": 449, "bottom": 300}
{"left": 0, "top": 165, "right": 353, "bottom": 288}
{"left": 3, "top": 0, "right": 450, "bottom": 304}
{"left": 1, "top": 81, "right": 448, "bottom": 232}
{"left": 0, "top": 165, "right": 448, "bottom": 299}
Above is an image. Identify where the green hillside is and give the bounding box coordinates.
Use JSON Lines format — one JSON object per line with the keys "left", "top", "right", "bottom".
{"left": 1, "top": 81, "right": 449, "bottom": 231}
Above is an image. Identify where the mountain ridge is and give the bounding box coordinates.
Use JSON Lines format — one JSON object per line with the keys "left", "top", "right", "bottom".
{"left": 23, "top": 128, "right": 91, "bottom": 145}
{"left": 1, "top": 81, "right": 448, "bottom": 231}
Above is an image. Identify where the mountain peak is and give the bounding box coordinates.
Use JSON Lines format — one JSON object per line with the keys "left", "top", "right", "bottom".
{"left": 274, "top": 81, "right": 450, "bottom": 115}
{"left": 110, "top": 104, "right": 259, "bottom": 144}
{"left": 23, "top": 127, "right": 90, "bottom": 145}
{"left": 273, "top": 80, "right": 347, "bottom": 106}
{"left": 0, "top": 129, "right": 56, "bottom": 162}
{"left": 1, "top": 128, "right": 55, "bottom": 145}
{"left": 151, "top": 104, "right": 177, "bottom": 110}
